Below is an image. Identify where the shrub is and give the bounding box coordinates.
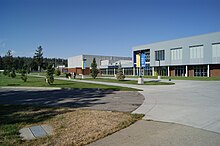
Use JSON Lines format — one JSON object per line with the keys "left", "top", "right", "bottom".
{"left": 116, "top": 66, "right": 125, "bottom": 81}
{"left": 21, "top": 69, "right": 27, "bottom": 82}
{"left": 10, "top": 69, "right": 16, "bottom": 78}
{"left": 3, "top": 70, "right": 9, "bottom": 76}
{"left": 66, "top": 73, "right": 71, "bottom": 78}
{"left": 55, "top": 69, "right": 61, "bottom": 76}
{"left": 46, "top": 65, "right": 55, "bottom": 85}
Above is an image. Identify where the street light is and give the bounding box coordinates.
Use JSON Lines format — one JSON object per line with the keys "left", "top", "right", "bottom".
{"left": 82, "top": 58, "right": 86, "bottom": 79}
{"left": 156, "top": 59, "right": 161, "bottom": 79}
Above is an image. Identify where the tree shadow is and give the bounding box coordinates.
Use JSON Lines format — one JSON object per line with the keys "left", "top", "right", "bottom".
{"left": 0, "top": 88, "right": 144, "bottom": 126}
{"left": 0, "top": 89, "right": 115, "bottom": 125}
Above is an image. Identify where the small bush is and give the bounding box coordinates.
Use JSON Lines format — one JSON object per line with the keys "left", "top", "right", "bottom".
{"left": 116, "top": 67, "right": 125, "bottom": 81}
{"left": 10, "top": 70, "right": 16, "bottom": 78}
{"left": 21, "top": 69, "right": 27, "bottom": 82}
{"left": 46, "top": 65, "right": 55, "bottom": 85}
{"left": 3, "top": 70, "right": 9, "bottom": 76}
{"left": 66, "top": 73, "right": 71, "bottom": 78}
{"left": 55, "top": 69, "right": 61, "bottom": 76}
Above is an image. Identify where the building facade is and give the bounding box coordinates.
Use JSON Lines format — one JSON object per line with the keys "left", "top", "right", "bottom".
{"left": 132, "top": 32, "right": 220, "bottom": 77}
{"left": 68, "top": 54, "right": 132, "bottom": 75}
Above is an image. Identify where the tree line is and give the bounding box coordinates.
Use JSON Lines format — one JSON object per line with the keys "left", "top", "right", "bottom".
{"left": 0, "top": 46, "right": 67, "bottom": 72}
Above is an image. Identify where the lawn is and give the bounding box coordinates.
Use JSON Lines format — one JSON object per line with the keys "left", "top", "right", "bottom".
{"left": 82, "top": 78, "right": 175, "bottom": 85}
{"left": 0, "top": 73, "right": 139, "bottom": 91}
{"left": 125, "top": 75, "right": 220, "bottom": 81}
{"left": 0, "top": 104, "right": 143, "bottom": 146}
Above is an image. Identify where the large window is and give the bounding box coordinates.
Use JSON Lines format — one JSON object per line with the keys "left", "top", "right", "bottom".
{"left": 171, "top": 48, "right": 182, "bottom": 60}
{"left": 190, "top": 45, "right": 204, "bottom": 59}
{"left": 194, "top": 65, "right": 207, "bottom": 77}
{"left": 146, "top": 49, "right": 150, "bottom": 62}
{"left": 155, "top": 50, "right": 165, "bottom": 61}
{"left": 212, "top": 43, "right": 220, "bottom": 57}
{"left": 174, "top": 66, "right": 185, "bottom": 76}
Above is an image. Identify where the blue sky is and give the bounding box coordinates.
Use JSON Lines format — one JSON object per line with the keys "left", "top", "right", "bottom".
{"left": 1, "top": 0, "right": 220, "bottom": 58}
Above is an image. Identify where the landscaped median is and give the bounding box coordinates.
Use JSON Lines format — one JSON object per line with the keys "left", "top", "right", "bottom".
{"left": 79, "top": 77, "right": 175, "bottom": 85}
{"left": 124, "top": 75, "right": 220, "bottom": 81}
{"left": 0, "top": 74, "right": 139, "bottom": 91}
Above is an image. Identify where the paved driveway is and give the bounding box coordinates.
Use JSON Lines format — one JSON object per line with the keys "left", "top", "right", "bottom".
{"left": 0, "top": 87, "right": 144, "bottom": 112}
{"left": 133, "top": 80, "right": 220, "bottom": 133}
{"left": 56, "top": 77, "right": 220, "bottom": 133}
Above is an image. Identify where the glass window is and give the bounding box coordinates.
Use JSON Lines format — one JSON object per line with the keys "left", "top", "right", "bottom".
{"left": 171, "top": 48, "right": 182, "bottom": 60}
{"left": 155, "top": 50, "right": 165, "bottom": 61}
{"left": 190, "top": 45, "right": 204, "bottom": 59}
{"left": 212, "top": 43, "right": 220, "bottom": 57}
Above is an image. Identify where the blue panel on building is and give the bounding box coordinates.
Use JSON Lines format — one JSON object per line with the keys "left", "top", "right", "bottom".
{"left": 141, "top": 53, "right": 146, "bottom": 68}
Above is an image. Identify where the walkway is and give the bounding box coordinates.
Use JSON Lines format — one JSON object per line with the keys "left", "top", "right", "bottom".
{"left": 88, "top": 120, "right": 220, "bottom": 146}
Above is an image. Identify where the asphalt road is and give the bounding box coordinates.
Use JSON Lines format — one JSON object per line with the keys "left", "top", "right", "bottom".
{"left": 0, "top": 87, "right": 144, "bottom": 112}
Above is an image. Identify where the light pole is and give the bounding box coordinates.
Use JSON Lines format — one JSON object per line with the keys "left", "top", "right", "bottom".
{"left": 82, "top": 58, "right": 86, "bottom": 79}
{"left": 157, "top": 59, "right": 161, "bottom": 79}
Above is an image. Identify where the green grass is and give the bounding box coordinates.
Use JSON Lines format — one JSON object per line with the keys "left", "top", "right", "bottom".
{"left": 160, "top": 76, "right": 220, "bottom": 81}
{"left": 0, "top": 74, "right": 139, "bottom": 91}
{"left": 125, "top": 75, "right": 220, "bottom": 81}
{"left": 81, "top": 78, "right": 175, "bottom": 85}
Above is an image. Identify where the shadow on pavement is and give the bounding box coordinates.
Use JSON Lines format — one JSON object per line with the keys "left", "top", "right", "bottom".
{"left": 0, "top": 89, "right": 114, "bottom": 108}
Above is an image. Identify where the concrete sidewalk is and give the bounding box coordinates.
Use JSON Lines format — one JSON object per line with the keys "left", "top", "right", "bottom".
{"left": 87, "top": 120, "right": 220, "bottom": 146}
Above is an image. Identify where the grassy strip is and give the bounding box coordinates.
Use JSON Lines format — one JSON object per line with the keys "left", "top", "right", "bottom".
{"left": 81, "top": 78, "right": 174, "bottom": 85}
{"left": 0, "top": 74, "right": 139, "bottom": 91}
{"left": 0, "top": 104, "right": 143, "bottom": 146}
{"left": 125, "top": 75, "right": 220, "bottom": 81}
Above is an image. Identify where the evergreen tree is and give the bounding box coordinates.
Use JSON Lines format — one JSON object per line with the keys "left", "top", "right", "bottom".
{"left": 46, "top": 64, "right": 55, "bottom": 85}
{"left": 34, "top": 46, "right": 43, "bottom": 72}
{"left": 4, "top": 50, "right": 13, "bottom": 72}
{"left": 21, "top": 69, "right": 27, "bottom": 82}
{"left": 10, "top": 68, "right": 16, "bottom": 78}
{"left": 116, "top": 63, "right": 125, "bottom": 81}
{"left": 90, "top": 58, "right": 99, "bottom": 79}
{"left": 0, "top": 56, "right": 3, "bottom": 70}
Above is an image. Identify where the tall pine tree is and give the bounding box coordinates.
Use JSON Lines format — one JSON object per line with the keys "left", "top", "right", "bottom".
{"left": 46, "top": 64, "right": 55, "bottom": 85}
{"left": 34, "top": 46, "right": 43, "bottom": 72}
{"left": 90, "top": 58, "right": 99, "bottom": 79}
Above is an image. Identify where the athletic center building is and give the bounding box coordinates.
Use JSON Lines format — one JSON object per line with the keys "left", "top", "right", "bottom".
{"left": 133, "top": 32, "right": 220, "bottom": 77}
{"left": 68, "top": 54, "right": 132, "bottom": 75}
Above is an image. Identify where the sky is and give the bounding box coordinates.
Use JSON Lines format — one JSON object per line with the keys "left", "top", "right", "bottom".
{"left": 1, "top": 0, "right": 220, "bottom": 59}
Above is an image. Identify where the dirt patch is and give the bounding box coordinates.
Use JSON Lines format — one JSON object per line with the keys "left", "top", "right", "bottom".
{"left": 20, "top": 109, "right": 143, "bottom": 146}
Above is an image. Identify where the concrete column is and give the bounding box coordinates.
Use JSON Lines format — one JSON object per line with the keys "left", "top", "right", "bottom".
{"left": 106, "top": 68, "right": 108, "bottom": 75}
{"left": 168, "top": 66, "right": 170, "bottom": 77}
{"left": 143, "top": 68, "right": 145, "bottom": 76}
{"left": 185, "top": 65, "right": 188, "bottom": 77}
{"left": 207, "top": 64, "right": 210, "bottom": 77}
{"left": 139, "top": 67, "right": 141, "bottom": 76}
{"left": 123, "top": 68, "right": 125, "bottom": 75}
{"left": 133, "top": 67, "right": 135, "bottom": 76}
{"left": 152, "top": 67, "right": 155, "bottom": 76}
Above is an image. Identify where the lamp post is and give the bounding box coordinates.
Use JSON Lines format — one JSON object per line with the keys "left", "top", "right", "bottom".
{"left": 82, "top": 58, "right": 86, "bottom": 79}
{"left": 157, "top": 59, "right": 161, "bottom": 79}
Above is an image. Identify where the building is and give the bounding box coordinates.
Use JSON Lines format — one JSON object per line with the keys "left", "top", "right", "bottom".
{"left": 68, "top": 54, "right": 132, "bottom": 75}
{"left": 132, "top": 32, "right": 220, "bottom": 77}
